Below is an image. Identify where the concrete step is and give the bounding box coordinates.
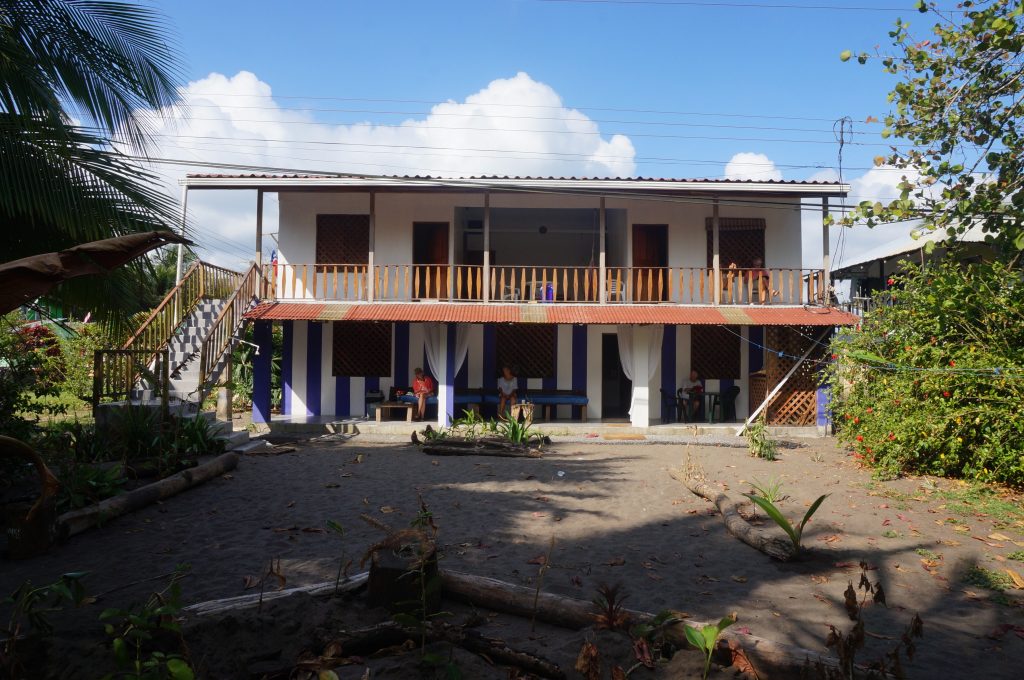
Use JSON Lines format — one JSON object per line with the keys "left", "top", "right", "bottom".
{"left": 218, "top": 430, "right": 250, "bottom": 450}
{"left": 230, "top": 438, "right": 271, "bottom": 454}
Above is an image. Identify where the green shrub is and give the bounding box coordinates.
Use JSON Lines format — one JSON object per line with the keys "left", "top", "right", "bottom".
{"left": 827, "top": 259, "right": 1024, "bottom": 486}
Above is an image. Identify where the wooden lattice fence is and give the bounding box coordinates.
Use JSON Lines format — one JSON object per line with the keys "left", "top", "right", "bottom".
{"left": 763, "top": 326, "right": 829, "bottom": 425}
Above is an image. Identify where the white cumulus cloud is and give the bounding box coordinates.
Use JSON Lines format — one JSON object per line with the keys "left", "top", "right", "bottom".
{"left": 723, "top": 152, "right": 783, "bottom": 181}
{"left": 136, "top": 71, "right": 637, "bottom": 266}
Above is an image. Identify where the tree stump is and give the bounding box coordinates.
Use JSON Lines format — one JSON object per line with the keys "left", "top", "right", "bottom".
{"left": 366, "top": 545, "right": 440, "bottom": 615}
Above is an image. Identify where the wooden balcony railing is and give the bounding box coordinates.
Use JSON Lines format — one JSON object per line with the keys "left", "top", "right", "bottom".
{"left": 266, "top": 263, "right": 828, "bottom": 306}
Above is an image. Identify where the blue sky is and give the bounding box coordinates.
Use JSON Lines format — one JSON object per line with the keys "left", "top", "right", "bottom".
{"left": 149, "top": 0, "right": 937, "bottom": 270}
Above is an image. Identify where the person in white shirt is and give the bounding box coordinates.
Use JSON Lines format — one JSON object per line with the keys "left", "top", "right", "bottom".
{"left": 497, "top": 365, "right": 518, "bottom": 417}
{"left": 681, "top": 369, "right": 704, "bottom": 421}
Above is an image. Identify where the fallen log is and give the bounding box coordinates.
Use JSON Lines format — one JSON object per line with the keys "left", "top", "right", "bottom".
{"left": 421, "top": 444, "right": 542, "bottom": 458}
{"left": 669, "top": 466, "right": 796, "bottom": 562}
{"left": 441, "top": 570, "right": 844, "bottom": 680}
{"left": 57, "top": 453, "right": 239, "bottom": 539}
{"left": 182, "top": 572, "right": 369, "bottom": 617}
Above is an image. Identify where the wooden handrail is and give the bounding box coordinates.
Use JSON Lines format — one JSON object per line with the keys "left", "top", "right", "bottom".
{"left": 198, "top": 263, "right": 260, "bottom": 393}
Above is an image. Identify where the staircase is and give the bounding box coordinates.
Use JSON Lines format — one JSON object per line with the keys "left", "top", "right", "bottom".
{"left": 166, "top": 298, "right": 229, "bottom": 403}
{"left": 93, "top": 261, "right": 267, "bottom": 453}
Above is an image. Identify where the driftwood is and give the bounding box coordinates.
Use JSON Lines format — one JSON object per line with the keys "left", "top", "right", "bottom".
{"left": 412, "top": 431, "right": 543, "bottom": 458}
{"left": 669, "top": 465, "right": 796, "bottom": 562}
{"left": 182, "top": 572, "right": 369, "bottom": 617}
{"left": 58, "top": 453, "right": 239, "bottom": 539}
{"left": 182, "top": 568, "right": 855, "bottom": 680}
{"left": 441, "top": 570, "right": 845, "bottom": 680}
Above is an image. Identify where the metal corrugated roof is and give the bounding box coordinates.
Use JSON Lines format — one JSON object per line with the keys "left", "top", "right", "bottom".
{"left": 186, "top": 173, "right": 843, "bottom": 186}
{"left": 244, "top": 302, "right": 856, "bottom": 326}
{"left": 832, "top": 223, "right": 989, "bottom": 277}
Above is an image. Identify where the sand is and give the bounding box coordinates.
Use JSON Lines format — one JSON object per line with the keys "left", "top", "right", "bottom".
{"left": 2, "top": 436, "right": 1023, "bottom": 678}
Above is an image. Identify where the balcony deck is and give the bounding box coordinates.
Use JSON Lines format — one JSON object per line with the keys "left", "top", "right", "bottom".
{"left": 266, "top": 263, "right": 828, "bottom": 307}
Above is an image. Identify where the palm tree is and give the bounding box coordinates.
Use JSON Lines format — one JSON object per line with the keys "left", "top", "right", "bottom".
{"left": 0, "top": 0, "right": 184, "bottom": 321}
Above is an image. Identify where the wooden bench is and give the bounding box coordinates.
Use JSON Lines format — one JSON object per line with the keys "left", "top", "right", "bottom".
{"left": 375, "top": 401, "right": 413, "bottom": 422}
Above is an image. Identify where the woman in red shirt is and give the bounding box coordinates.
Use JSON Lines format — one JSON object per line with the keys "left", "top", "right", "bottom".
{"left": 412, "top": 367, "right": 436, "bottom": 421}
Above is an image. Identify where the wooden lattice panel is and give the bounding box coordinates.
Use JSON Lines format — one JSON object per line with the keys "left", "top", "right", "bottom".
{"left": 691, "top": 325, "right": 741, "bottom": 380}
{"left": 333, "top": 321, "right": 392, "bottom": 377}
{"left": 317, "top": 214, "right": 369, "bottom": 264}
{"left": 763, "top": 326, "right": 828, "bottom": 425}
{"left": 705, "top": 217, "right": 766, "bottom": 268}
{"left": 496, "top": 324, "right": 556, "bottom": 379}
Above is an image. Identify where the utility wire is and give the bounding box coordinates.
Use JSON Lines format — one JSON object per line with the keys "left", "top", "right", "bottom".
{"left": 533, "top": 0, "right": 941, "bottom": 10}
{"left": 147, "top": 119, "right": 899, "bottom": 147}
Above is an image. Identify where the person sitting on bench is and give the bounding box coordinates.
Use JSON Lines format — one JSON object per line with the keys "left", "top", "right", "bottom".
{"left": 497, "top": 365, "right": 518, "bottom": 418}
{"left": 412, "top": 367, "right": 436, "bottom": 421}
{"left": 682, "top": 369, "right": 704, "bottom": 420}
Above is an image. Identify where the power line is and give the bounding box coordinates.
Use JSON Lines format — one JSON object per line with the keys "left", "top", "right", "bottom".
{"left": 157, "top": 140, "right": 906, "bottom": 203}
{"left": 166, "top": 102, "right": 876, "bottom": 136}
{"left": 185, "top": 91, "right": 865, "bottom": 123}
{"left": 533, "top": 0, "right": 942, "bottom": 11}
{"left": 149, "top": 118, "right": 897, "bottom": 147}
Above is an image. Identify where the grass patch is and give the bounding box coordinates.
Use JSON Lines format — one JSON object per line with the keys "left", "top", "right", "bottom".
{"left": 882, "top": 530, "right": 902, "bottom": 539}
{"left": 1007, "top": 551, "right": 1024, "bottom": 562}
{"left": 934, "top": 484, "right": 1024, "bottom": 530}
{"left": 915, "top": 548, "right": 940, "bottom": 560}
{"left": 964, "top": 565, "right": 1015, "bottom": 592}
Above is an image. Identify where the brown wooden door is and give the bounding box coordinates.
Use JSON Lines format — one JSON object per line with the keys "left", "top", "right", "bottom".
{"left": 632, "top": 224, "right": 668, "bottom": 302}
{"left": 413, "top": 222, "right": 448, "bottom": 299}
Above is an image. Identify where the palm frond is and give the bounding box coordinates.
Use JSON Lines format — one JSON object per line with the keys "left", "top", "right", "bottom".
{"left": 0, "top": 114, "right": 179, "bottom": 257}
{"left": 0, "top": 0, "right": 183, "bottom": 150}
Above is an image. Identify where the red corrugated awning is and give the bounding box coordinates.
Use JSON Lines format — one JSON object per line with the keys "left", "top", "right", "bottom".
{"left": 245, "top": 302, "right": 857, "bottom": 326}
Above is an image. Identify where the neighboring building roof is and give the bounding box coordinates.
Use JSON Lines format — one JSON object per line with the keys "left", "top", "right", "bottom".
{"left": 244, "top": 302, "right": 857, "bottom": 326}
{"left": 182, "top": 173, "right": 848, "bottom": 196}
{"left": 832, "top": 223, "right": 990, "bottom": 278}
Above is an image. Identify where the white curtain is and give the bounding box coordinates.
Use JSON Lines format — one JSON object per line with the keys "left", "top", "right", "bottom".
{"left": 422, "top": 324, "right": 470, "bottom": 383}
{"left": 617, "top": 325, "right": 664, "bottom": 418}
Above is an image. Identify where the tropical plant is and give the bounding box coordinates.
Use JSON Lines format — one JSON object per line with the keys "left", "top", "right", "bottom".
{"left": 827, "top": 260, "right": 1024, "bottom": 485}
{"left": 325, "top": 520, "right": 350, "bottom": 593}
{"left": 0, "top": 313, "right": 60, "bottom": 440}
{"left": 744, "top": 414, "right": 777, "bottom": 461}
{"left": 748, "top": 477, "right": 787, "bottom": 505}
{"left": 2, "top": 572, "right": 89, "bottom": 677}
{"left": 839, "top": 0, "right": 1024, "bottom": 256}
{"left": 100, "top": 565, "right": 194, "bottom": 680}
{"left": 682, "top": 614, "right": 736, "bottom": 680}
{"left": 744, "top": 493, "right": 830, "bottom": 556}
{"left": 823, "top": 562, "right": 922, "bottom": 680}
{"left": 55, "top": 460, "right": 124, "bottom": 513}
{"left": 592, "top": 582, "right": 631, "bottom": 632}
{"left": 495, "top": 416, "right": 543, "bottom": 446}
{"left": 1, "top": 0, "right": 184, "bottom": 324}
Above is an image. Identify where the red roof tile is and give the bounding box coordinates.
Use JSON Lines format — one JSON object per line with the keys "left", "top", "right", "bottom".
{"left": 244, "top": 302, "right": 856, "bottom": 326}
{"left": 742, "top": 306, "right": 857, "bottom": 326}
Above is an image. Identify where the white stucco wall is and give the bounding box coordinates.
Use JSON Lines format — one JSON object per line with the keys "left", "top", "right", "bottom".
{"left": 276, "top": 190, "right": 806, "bottom": 275}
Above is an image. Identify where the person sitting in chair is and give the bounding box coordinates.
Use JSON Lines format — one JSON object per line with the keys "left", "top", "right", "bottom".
{"left": 411, "top": 367, "right": 436, "bottom": 421}
{"left": 497, "top": 365, "right": 518, "bottom": 418}
{"left": 681, "top": 369, "right": 704, "bottom": 420}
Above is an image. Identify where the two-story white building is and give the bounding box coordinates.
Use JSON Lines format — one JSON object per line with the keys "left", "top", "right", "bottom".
{"left": 181, "top": 174, "right": 854, "bottom": 429}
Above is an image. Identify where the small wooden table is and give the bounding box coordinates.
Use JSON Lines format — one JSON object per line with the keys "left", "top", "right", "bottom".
{"left": 376, "top": 401, "right": 413, "bottom": 422}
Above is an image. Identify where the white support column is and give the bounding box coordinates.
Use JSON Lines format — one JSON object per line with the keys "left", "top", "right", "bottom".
{"left": 712, "top": 197, "right": 721, "bottom": 306}
{"left": 630, "top": 326, "right": 651, "bottom": 428}
{"left": 367, "top": 191, "right": 376, "bottom": 302}
{"left": 483, "top": 192, "right": 491, "bottom": 303}
{"left": 822, "top": 197, "right": 831, "bottom": 294}
{"left": 598, "top": 197, "right": 607, "bottom": 304}
{"left": 174, "top": 185, "right": 189, "bottom": 285}
{"left": 255, "top": 189, "right": 264, "bottom": 268}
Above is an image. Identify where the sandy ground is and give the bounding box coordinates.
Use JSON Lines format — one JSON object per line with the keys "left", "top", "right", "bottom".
{"left": 3, "top": 437, "right": 1023, "bottom": 678}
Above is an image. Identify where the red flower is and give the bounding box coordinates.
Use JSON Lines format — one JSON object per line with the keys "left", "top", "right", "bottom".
{"left": 949, "top": 360, "right": 956, "bottom": 367}
{"left": 844, "top": 413, "right": 851, "bottom": 420}
{"left": 888, "top": 433, "right": 896, "bottom": 441}
{"left": 854, "top": 417, "right": 860, "bottom": 424}
{"left": 943, "top": 391, "right": 951, "bottom": 398}
{"left": 887, "top": 278, "right": 895, "bottom": 286}
{"left": 856, "top": 435, "right": 864, "bottom": 442}
{"left": 866, "top": 447, "right": 872, "bottom": 454}
{"left": 831, "top": 353, "right": 838, "bottom": 360}
{"left": 866, "top": 407, "right": 873, "bottom": 414}
{"left": 893, "top": 399, "right": 901, "bottom": 405}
